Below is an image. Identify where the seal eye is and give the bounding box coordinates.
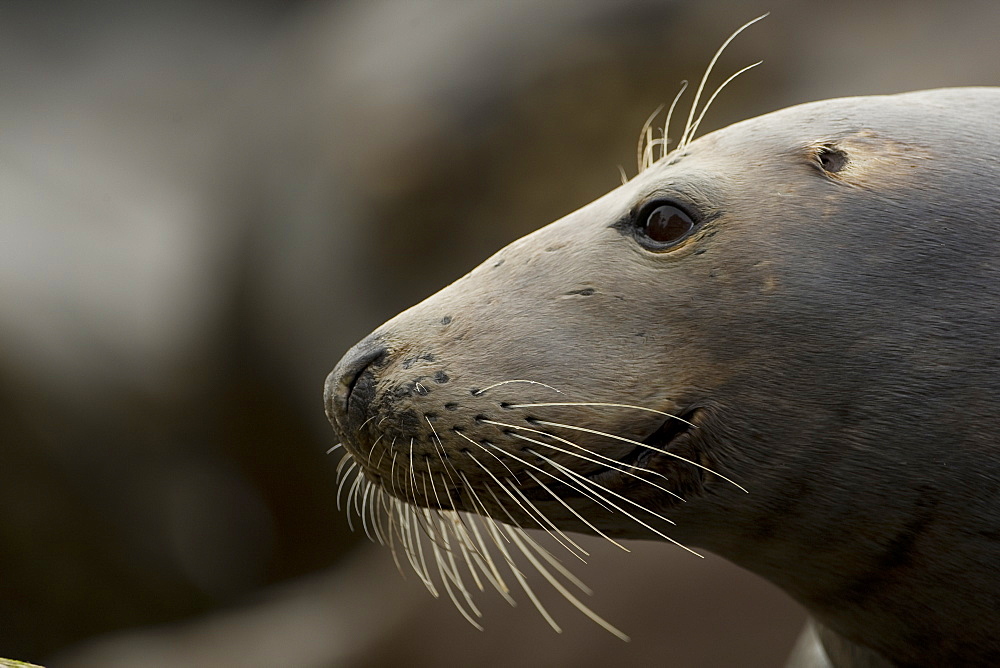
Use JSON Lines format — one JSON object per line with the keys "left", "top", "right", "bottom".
{"left": 638, "top": 203, "right": 695, "bottom": 247}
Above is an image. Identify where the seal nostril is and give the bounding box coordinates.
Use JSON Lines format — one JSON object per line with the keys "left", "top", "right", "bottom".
{"left": 326, "top": 339, "right": 387, "bottom": 428}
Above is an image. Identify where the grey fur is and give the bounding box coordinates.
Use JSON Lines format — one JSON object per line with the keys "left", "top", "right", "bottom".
{"left": 326, "top": 88, "right": 1000, "bottom": 666}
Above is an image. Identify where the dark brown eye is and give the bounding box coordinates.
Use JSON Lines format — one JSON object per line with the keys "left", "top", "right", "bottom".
{"left": 640, "top": 204, "right": 695, "bottom": 246}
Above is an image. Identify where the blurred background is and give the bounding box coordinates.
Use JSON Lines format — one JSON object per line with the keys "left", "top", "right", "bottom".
{"left": 3, "top": 1, "right": 999, "bottom": 666}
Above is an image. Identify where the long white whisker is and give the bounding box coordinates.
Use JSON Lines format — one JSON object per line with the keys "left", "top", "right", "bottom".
{"left": 336, "top": 459, "right": 358, "bottom": 511}
{"left": 499, "top": 477, "right": 590, "bottom": 561}
{"left": 680, "top": 13, "right": 768, "bottom": 149}
{"left": 483, "top": 508, "right": 562, "bottom": 633}
{"left": 483, "top": 418, "right": 678, "bottom": 490}
{"left": 367, "top": 432, "right": 386, "bottom": 459}
{"left": 453, "top": 429, "right": 520, "bottom": 480}
{"left": 480, "top": 438, "right": 618, "bottom": 515}
{"left": 437, "top": 514, "right": 484, "bottom": 619}
{"left": 661, "top": 79, "right": 689, "bottom": 160}
{"left": 426, "top": 416, "right": 462, "bottom": 490}
{"left": 428, "top": 512, "right": 484, "bottom": 630}
{"left": 457, "top": 471, "right": 516, "bottom": 602}
{"left": 360, "top": 482, "right": 377, "bottom": 543}
{"left": 507, "top": 402, "right": 695, "bottom": 426}
{"left": 534, "top": 419, "right": 747, "bottom": 493}
{"left": 524, "top": 470, "right": 630, "bottom": 552}
{"left": 637, "top": 103, "right": 665, "bottom": 173}
{"left": 474, "top": 380, "right": 564, "bottom": 396}
{"left": 531, "top": 450, "right": 703, "bottom": 558}
{"left": 506, "top": 525, "right": 630, "bottom": 642}
{"left": 504, "top": 429, "right": 684, "bottom": 502}
{"left": 685, "top": 60, "right": 762, "bottom": 146}
{"left": 345, "top": 473, "right": 364, "bottom": 532}
{"left": 471, "top": 457, "right": 587, "bottom": 562}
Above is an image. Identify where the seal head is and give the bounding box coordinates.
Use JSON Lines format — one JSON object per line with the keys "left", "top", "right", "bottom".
{"left": 326, "top": 88, "right": 1000, "bottom": 665}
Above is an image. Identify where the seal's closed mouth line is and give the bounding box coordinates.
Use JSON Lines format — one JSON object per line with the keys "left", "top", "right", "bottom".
{"left": 574, "top": 410, "right": 697, "bottom": 485}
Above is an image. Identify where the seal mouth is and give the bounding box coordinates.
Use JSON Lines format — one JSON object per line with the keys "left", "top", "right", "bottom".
{"left": 525, "top": 408, "right": 700, "bottom": 501}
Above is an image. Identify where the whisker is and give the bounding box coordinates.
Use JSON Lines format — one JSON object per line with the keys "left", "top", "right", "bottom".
{"left": 426, "top": 415, "right": 462, "bottom": 490}
{"left": 684, "top": 60, "right": 762, "bottom": 146}
{"left": 483, "top": 508, "right": 562, "bottom": 633}
{"left": 389, "top": 451, "right": 401, "bottom": 499}
{"left": 457, "top": 473, "right": 516, "bottom": 602}
{"left": 336, "top": 459, "right": 358, "bottom": 512}
{"left": 501, "top": 427, "right": 684, "bottom": 502}
{"left": 636, "top": 103, "right": 665, "bottom": 173}
{"left": 360, "top": 482, "right": 377, "bottom": 543}
{"left": 471, "top": 457, "right": 588, "bottom": 562}
{"left": 660, "top": 80, "right": 689, "bottom": 161}
{"left": 335, "top": 452, "right": 355, "bottom": 485}
{"left": 505, "top": 443, "right": 676, "bottom": 529}
{"left": 379, "top": 491, "right": 404, "bottom": 575}
{"left": 345, "top": 473, "right": 365, "bottom": 532}
{"left": 481, "top": 438, "right": 618, "bottom": 515}
{"left": 679, "top": 13, "right": 768, "bottom": 149}
{"left": 428, "top": 513, "right": 484, "bottom": 630}
{"left": 474, "top": 443, "right": 645, "bottom": 569}
{"left": 506, "top": 402, "right": 695, "bottom": 427}
{"left": 453, "top": 428, "right": 520, "bottom": 481}
{"left": 512, "top": 525, "right": 593, "bottom": 595}
{"left": 534, "top": 419, "right": 747, "bottom": 493}
{"left": 436, "top": 514, "right": 484, "bottom": 619}
{"left": 326, "top": 443, "right": 343, "bottom": 455}
{"left": 506, "top": 525, "right": 630, "bottom": 642}
{"left": 368, "top": 432, "right": 386, "bottom": 459}
{"left": 499, "top": 477, "right": 590, "bottom": 561}
{"left": 408, "top": 438, "right": 419, "bottom": 500}
{"left": 524, "top": 470, "right": 630, "bottom": 552}
{"left": 474, "top": 380, "right": 564, "bottom": 396}
{"left": 447, "top": 513, "right": 486, "bottom": 594}
{"left": 401, "top": 500, "right": 438, "bottom": 596}
{"left": 531, "top": 450, "right": 703, "bottom": 558}
{"left": 483, "top": 418, "right": 678, "bottom": 489}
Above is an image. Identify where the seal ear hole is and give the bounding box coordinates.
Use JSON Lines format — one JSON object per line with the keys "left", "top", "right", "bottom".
{"left": 816, "top": 144, "right": 848, "bottom": 173}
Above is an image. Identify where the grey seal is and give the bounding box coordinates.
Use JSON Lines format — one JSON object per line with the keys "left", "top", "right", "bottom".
{"left": 325, "top": 86, "right": 1000, "bottom": 666}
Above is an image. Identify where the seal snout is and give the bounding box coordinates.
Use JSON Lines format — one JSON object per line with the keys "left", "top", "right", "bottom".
{"left": 324, "top": 337, "right": 387, "bottom": 435}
